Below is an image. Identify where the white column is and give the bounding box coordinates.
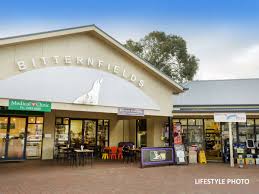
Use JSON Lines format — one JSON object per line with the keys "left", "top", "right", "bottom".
{"left": 228, "top": 122, "right": 234, "bottom": 167}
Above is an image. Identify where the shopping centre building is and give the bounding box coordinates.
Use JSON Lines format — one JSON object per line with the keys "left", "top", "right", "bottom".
{"left": 1, "top": 25, "right": 258, "bottom": 163}
{"left": 172, "top": 79, "right": 259, "bottom": 161}
{"left": 0, "top": 25, "right": 183, "bottom": 161}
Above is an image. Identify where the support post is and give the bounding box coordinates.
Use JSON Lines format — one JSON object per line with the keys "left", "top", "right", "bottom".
{"left": 168, "top": 117, "right": 172, "bottom": 147}
{"left": 228, "top": 122, "right": 234, "bottom": 167}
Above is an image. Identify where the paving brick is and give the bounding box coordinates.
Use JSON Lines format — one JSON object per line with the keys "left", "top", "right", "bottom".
{"left": 0, "top": 160, "right": 258, "bottom": 194}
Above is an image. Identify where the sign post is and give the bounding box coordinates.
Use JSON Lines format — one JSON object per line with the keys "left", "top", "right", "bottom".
{"left": 214, "top": 113, "right": 246, "bottom": 167}
{"left": 228, "top": 122, "right": 234, "bottom": 167}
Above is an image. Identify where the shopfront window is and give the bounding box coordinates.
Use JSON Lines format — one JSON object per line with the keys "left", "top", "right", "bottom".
{"left": 187, "top": 119, "right": 204, "bottom": 149}
{"left": 26, "top": 116, "right": 44, "bottom": 159}
{"left": 0, "top": 117, "right": 8, "bottom": 159}
{"left": 136, "top": 119, "right": 147, "bottom": 147}
{"left": 54, "top": 117, "right": 110, "bottom": 156}
{"left": 55, "top": 118, "right": 69, "bottom": 146}
{"left": 255, "top": 119, "right": 259, "bottom": 141}
{"left": 238, "top": 119, "right": 255, "bottom": 143}
{"left": 97, "top": 120, "right": 109, "bottom": 147}
{"left": 70, "top": 120, "right": 83, "bottom": 147}
{"left": 173, "top": 119, "right": 187, "bottom": 145}
{"left": 83, "top": 120, "right": 97, "bottom": 147}
{"left": 173, "top": 118, "right": 204, "bottom": 148}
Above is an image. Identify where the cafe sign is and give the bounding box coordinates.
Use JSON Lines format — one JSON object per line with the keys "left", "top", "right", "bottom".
{"left": 8, "top": 99, "right": 51, "bottom": 112}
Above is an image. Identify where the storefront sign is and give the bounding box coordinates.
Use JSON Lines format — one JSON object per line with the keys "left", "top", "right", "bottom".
{"left": 8, "top": 99, "right": 51, "bottom": 112}
{"left": 141, "top": 147, "right": 174, "bottom": 168}
{"left": 214, "top": 113, "right": 246, "bottom": 122}
{"left": 16, "top": 56, "right": 144, "bottom": 88}
{"left": 117, "top": 107, "right": 144, "bottom": 116}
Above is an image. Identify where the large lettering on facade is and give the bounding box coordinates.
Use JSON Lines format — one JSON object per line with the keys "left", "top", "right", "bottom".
{"left": 16, "top": 56, "right": 145, "bottom": 88}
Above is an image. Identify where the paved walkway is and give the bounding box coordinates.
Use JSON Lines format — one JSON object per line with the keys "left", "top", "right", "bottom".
{"left": 0, "top": 160, "right": 259, "bottom": 194}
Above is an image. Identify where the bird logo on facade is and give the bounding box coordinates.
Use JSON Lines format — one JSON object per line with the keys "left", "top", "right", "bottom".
{"left": 73, "top": 78, "right": 103, "bottom": 105}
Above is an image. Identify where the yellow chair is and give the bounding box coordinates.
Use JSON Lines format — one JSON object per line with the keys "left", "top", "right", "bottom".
{"left": 102, "top": 153, "right": 109, "bottom": 160}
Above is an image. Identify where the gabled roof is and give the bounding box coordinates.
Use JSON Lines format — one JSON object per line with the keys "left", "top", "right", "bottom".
{"left": 0, "top": 24, "right": 183, "bottom": 93}
{"left": 174, "top": 78, "right": 259, "bottom": 106}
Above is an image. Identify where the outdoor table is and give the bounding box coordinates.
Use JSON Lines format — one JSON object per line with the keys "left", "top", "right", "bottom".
{"left": 74, "top": 149, "right": 94, "bottom": 167}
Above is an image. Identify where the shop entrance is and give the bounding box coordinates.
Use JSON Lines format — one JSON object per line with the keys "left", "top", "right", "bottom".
{"left": 70, "top": 119, "right": 97, "bottom": 148}
{"left": 204, "top": 119, "right": 222, "bottom": 161}
{"left": 0, "top": 117, "right": 26, "bottom": 160}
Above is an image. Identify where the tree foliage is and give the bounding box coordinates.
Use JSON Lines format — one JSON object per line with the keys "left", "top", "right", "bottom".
{"left": 125, "top": 31, "right": 199, "bottom": 83}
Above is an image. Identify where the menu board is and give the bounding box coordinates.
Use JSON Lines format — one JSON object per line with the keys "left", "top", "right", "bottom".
{"left": 141, "top": 147, "right": 174, "bottom": 168}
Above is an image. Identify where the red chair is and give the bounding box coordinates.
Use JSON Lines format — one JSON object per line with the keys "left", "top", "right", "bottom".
{"left": 117, "top": 147, "right": 123, "bottom": 160}
{"left": 109, "top": 146, "right": 117, "bottom": 160}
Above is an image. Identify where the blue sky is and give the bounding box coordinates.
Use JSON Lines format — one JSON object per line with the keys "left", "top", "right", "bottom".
{"left": 1, "top": 0, "right": 259, "bottom": 80}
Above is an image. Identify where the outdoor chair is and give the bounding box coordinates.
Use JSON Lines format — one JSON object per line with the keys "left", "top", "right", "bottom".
{"left": 109, "top": 146, "right": 117, "bottom": 160}
{"left": 102, "top": 146, "right": 110, "bottom": 160}
{"left": 117, "top": 147, "right": 123, "bottom": 160}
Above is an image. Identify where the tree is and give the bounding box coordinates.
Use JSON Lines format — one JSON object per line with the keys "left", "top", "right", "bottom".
{"left": 125, "top": 31, "right": 199, "bottom": 83}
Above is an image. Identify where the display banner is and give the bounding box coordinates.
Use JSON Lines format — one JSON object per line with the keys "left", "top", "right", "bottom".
{"left": 8, "top": 99, "right": 51, "bottom": 112}
{"left": 173, "top": 123, "right": 182, "bottom": 144}
{"left": 214, "top": 113, "right": 246, "bottom": 122}
{"left": 141, "top": 147, "right": 174, "bottom": 168}
{"left": 117, "top": 107, "right": 144, "bottom": 116}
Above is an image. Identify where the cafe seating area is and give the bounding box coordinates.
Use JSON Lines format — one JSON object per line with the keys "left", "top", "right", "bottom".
{"left": 56, "top": 145, "right": 94, "bottom": 167}
{"left": 55, "top": 142, "right": 141, "bottom": 167}
{"left": 101, "top": 142, "right": 141, "bottom": 163}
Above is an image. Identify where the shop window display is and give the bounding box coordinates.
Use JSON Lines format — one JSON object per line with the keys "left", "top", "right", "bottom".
{"left": 54, "top": 117, "right": 110, "bottom": 156}
{"left": 187, "top": 119, "right": 204, "bottom": 149}
{"left": 55, "top": 118, "right": 69, "bottom": 145}
{"left": 238, "top": 119, "right": 255, "bottom": 143}
{"left": 26, "top": 117, "right": 44, "bottom": 159}
{"left": 0, "top": 117, "right": 8, "bottom": 159}
{"left": 70, "top": 120, "right": 83, "bottom": 146}
{"left": 83, "top": 120, "right": 97, "bottom": 147}
{"left": 172, "top": 119, "right": 203, "bottom": 149}
{"left": 97, "top": 120, "right": 109, "bottom": 147}
{"left": 255, "top": 119, "right": 259, "bottom": 141}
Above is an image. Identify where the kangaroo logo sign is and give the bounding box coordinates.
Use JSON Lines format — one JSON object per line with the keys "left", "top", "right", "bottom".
{"left": 214, "top": 113, "right": 246, "bottom": 123}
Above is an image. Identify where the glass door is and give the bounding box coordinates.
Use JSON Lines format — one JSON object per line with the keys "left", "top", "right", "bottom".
{"left": 0, "top": 117, "right": 8, "bottom": 159}
{"left": 6, "top": 117, "right": 26, "bottom": 160}
{"left": 70, "top": 120, "right": 83, "bottom": 148}
{"left": 83, "top": 120, "right": 97, "bottom": 147}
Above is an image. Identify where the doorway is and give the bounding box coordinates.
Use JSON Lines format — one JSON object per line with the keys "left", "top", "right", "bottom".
{"left": 204, "top": 119, "right": 222, "bottom": 161}
{"left": 0, "top": 117, "right": 27, "bottom": 160}
{"left": 136, "top": 119, "right": 147, "bottom": 147}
